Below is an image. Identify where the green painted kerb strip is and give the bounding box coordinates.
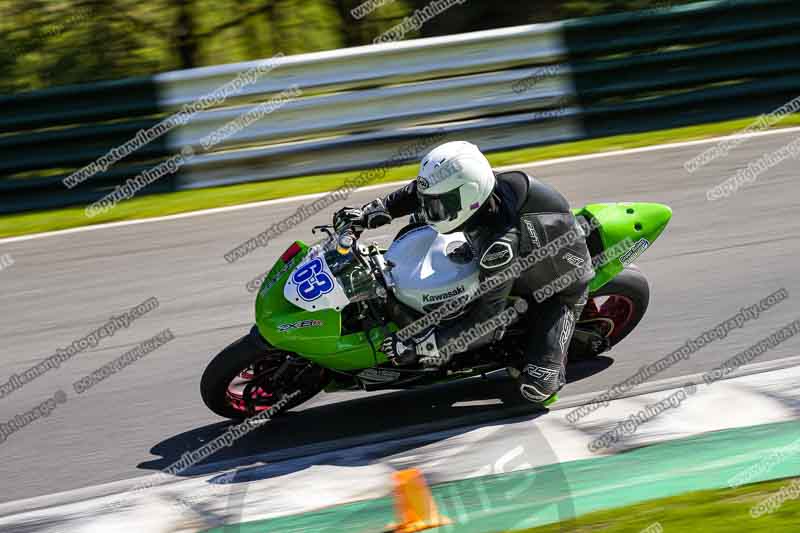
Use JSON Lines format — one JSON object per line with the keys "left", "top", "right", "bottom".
{"left": 202, "top": 420, "right": 800, "bottom": 533}
{"left": 513, "top": 476, "right": 800, "bottom": 533}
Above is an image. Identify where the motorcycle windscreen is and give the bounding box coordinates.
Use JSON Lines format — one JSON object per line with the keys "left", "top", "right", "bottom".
{"left": 326, "top": 249, "right": 381, "bottom": 303}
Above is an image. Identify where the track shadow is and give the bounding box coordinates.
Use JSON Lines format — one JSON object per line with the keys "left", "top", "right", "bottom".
{"left": 138, "top": 357, "right": 614, "bottom": 477}
{"left": 567, "top": 356, "right": 614, "bottom": 383}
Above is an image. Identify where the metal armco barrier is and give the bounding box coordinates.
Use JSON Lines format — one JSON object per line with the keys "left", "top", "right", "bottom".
{"left": 0, "top": 0, "right": 798, "bottom": 214}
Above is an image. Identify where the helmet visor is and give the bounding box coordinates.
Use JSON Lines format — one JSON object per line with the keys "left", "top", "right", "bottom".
{"left": 419, "top": 186, "right": 462, "bottom": 223}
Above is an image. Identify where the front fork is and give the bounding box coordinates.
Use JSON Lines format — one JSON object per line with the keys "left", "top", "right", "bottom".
{"left": 242, "top": 326, "right": 319, "bottom": 416}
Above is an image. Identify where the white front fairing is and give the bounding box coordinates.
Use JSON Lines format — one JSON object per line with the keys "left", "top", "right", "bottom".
{"left": 385, "top": 225, "right": 480, "bottom": 313}
{"left": 284, "top": 251, "right": 350, "bottom": 312}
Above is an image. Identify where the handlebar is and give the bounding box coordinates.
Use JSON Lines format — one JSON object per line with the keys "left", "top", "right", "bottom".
{"left": 312, "top": 224, "right": 362, "bottom": 255}
{"left": 312, "top": 223, "right": 391, "bottom": 299}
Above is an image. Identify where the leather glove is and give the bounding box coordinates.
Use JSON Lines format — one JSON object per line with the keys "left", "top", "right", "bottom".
{"left": 333, "top": 206, "right": 366, "bottom": 233}
{"left": 362, "top": 198, "right": 392, "bottom": 229}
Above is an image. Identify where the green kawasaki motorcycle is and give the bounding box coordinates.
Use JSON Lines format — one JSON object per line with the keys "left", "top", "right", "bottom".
{"left": 201, "top": 201, "right": 672, "bottom": 420}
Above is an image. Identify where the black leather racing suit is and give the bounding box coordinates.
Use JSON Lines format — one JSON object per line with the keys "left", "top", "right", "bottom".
{"left": 382, "top": 170, "right": 594, "bottom": 395}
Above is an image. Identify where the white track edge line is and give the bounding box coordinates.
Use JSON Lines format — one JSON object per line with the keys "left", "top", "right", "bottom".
{"left": 2, "top": 125, "right": 799, "bottom": 246}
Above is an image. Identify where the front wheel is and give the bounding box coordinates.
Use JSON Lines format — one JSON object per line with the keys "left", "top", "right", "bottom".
{"left": 200, "top": 328, "right": 328, "bottom": 420}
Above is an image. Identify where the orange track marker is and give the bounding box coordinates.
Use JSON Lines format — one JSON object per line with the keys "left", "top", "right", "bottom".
{"left": 385, "top": 468, "right": 452, "bottom": 533}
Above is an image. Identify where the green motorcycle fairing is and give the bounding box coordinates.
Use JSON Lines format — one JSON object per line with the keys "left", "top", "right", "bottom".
{"left": 255, "top": 202, "right": 671, "bottom": 372}
{"left": 255, "top": 242, "right": 393, "bottom": 370}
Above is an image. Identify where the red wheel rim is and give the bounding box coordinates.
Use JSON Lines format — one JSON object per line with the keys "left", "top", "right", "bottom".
{"left": 580, "top": 295, "right": 636, "bottom": 344}
{"left": 225, "top": 364, "right": 276, "bottom": 413}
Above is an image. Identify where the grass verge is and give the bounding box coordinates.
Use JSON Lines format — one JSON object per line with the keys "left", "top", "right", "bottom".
{"left": 509, "top": 476, "right": 800, "bottom": 533}
{"left": 1, "top": 114, "right": 799, "bottom": 239}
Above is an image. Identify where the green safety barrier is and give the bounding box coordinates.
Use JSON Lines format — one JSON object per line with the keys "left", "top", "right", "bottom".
{"left": 1, "top": 0, "right": 798, "bottom": 214}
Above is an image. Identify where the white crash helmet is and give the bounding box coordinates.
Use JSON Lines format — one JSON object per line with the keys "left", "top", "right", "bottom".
{"left": 416, "top": 141, "right": 495, "bottom": 234}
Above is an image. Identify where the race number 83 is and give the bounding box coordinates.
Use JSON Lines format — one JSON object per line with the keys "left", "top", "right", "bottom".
{"left": 292, "top": 258, "right": 334, "bottom": 301}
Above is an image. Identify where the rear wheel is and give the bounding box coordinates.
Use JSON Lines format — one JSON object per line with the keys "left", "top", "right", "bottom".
{"left": 570, "top": 265, "right": 650, "bottom": 358}
{"left": 200, "top": 329, "right": 328, "bottom": 420}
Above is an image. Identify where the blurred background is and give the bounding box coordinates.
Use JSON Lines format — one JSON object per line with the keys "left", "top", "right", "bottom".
{"left": 2, "top": 0, "right": 798, "bottom": 225}
{"left": 2, "top": 0, "right": 696, "bottom": 94}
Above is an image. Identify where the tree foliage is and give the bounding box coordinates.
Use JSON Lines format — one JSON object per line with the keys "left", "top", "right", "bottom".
{"left": 0, "top": 0, "right": 697, "bottom": 95}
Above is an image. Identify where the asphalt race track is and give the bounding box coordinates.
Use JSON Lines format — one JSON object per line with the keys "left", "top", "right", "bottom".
{"left": 1, "top": 129, "right": 798, "bottom": 505}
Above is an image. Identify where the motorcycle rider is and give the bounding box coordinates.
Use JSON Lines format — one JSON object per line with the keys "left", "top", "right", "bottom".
{"left": 333, "top": 141, "right": 593, "bottom": 403}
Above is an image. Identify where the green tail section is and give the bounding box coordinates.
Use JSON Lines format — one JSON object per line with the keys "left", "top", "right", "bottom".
{"left": 573, "top": 202, "right": 672, "bottom": 291}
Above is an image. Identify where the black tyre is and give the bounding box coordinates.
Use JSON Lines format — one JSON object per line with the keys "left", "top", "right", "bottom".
{"left": 200, "top": 330, "right": 327, "bottom": 420}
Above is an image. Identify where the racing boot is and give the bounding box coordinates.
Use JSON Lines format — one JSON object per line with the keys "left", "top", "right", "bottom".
{"left": 517, "top": 360, "right": 565, "bottom": 405}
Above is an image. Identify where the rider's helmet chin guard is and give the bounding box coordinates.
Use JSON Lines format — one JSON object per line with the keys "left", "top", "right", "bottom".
{"left": 416, "top": 141, "right": 495, "bottom": 234}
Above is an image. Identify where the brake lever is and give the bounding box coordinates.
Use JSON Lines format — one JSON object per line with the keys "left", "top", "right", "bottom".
{"left": 312, "top": 225, "right": 335, "bottom": 238}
